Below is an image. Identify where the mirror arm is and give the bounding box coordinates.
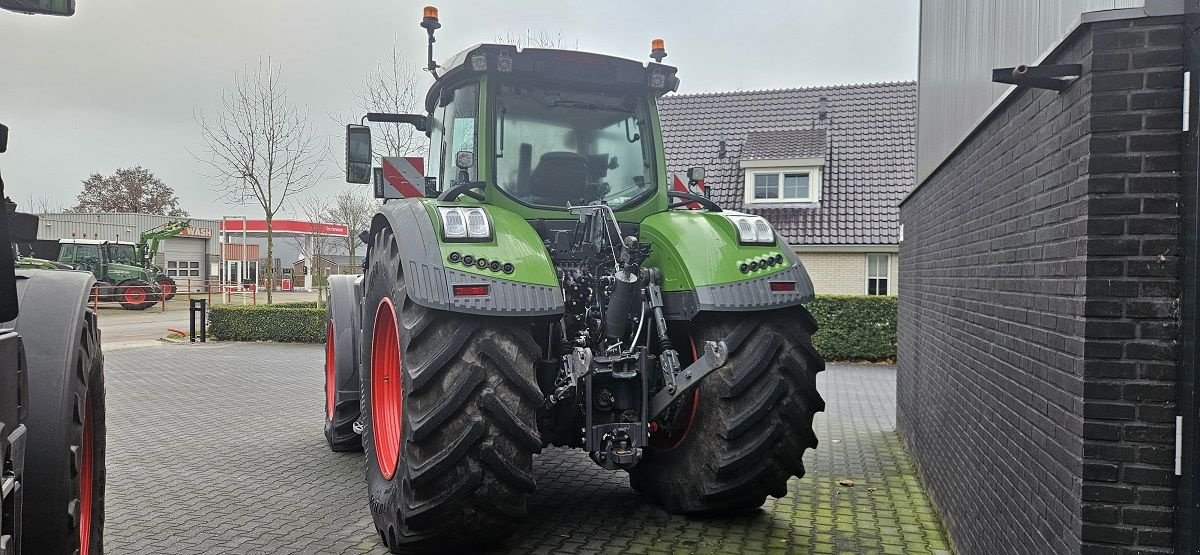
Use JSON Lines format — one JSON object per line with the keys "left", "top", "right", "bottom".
{"left": 667, "top": 190, "right": 722, "bottom": 211}
{"left": 437, "top": 181, "right": 486, "bottom": 202}
{"left": 364, "top": 113, "right": 428, "bottom": 132}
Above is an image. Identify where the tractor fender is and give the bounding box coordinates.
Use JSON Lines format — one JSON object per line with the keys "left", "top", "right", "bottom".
{"left": 639, "top": 211, "right": 815, "bottom": 319}
{"left": 326, "top": 274, "right": 360, "bottom": 400}
{"left": 368, "top": 200, "right": 563, "bottom": 317}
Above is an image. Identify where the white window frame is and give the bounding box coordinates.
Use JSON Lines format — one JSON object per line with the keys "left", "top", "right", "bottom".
{"left": 741, "top": 157, "right": 824, "bottom": 205}
{"left": 865, "top": 253, "right": 890, "bottom": 296}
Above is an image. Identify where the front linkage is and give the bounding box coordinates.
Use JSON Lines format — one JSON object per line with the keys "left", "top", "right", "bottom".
{"left": 542, "top": 203, "right": 728, "bottom": 470}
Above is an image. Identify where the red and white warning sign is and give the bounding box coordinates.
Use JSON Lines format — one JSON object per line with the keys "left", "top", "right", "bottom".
{"left": 670, "top": 173, "right": 706, "bottom": 209}
{"left": 378, "top": 156, "right": 426, "bottom": 199}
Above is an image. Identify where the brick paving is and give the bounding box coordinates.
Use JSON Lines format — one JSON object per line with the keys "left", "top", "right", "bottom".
{"left": 104, "top": 342, "right": 951, "bottom": 554}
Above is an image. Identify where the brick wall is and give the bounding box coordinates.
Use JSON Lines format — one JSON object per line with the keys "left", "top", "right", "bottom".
{"left": 897, "top": 16, "right": 1183, "bottom": 555}
{"left": 794, "top": 250, "right": 898, "bottom": 296}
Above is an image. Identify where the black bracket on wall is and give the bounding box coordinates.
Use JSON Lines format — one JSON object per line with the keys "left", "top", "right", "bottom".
{"left": 991, "top": 64, "right": 1082, "bottom": 92}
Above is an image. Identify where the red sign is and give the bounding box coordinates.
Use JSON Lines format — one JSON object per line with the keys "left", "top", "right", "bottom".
{"left": 219, "top": 219, "right": 350, "bottom": 237}
{"left": 179, "top": 226, "right": 213, "bottom": 238}
{"left": 671, "top": 174, "right": 704, "bottom": 209}
{"left": 380, "top": 156, "right": 426, "bottom": 199}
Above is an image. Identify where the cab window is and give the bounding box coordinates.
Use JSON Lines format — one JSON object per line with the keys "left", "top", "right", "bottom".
{"left": 430, "top": 82, "right": 479, "bottom": 188}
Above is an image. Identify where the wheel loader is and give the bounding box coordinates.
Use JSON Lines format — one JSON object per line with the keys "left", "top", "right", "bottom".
{"left": 323, "top": 7, "right": 825, "bottom": 552}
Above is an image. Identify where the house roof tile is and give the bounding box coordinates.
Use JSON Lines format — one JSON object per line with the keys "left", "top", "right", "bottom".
{"left": 657, "top": 81, "right": 917, "bottom": 245}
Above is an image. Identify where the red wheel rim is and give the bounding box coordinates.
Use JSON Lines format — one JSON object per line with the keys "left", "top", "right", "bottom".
{"left": 79, "top": 390, "right": 94, "bottom": 554}
{"left": 159, "top": 281, "right": 174, "bottom": 297}
{"left": 649, "top": 337, "right": 701, "bottom": 451}
{"left": 370, "top": 298, "right": 403, "bottom": 480}
{"left": 325, "top": 322, "right": 336, "bottom": 419}
{"left": 123, "top": 287, "right": 146, "bottom": 305}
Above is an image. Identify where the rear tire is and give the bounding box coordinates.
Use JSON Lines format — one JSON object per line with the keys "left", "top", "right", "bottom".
{"left": 361, "top": 227, "right": 543, "bottom": 553}
{"left": 16, "top": 270, "right": 106, "bottom": 554}
{"left": 629, "top": 309, "right": 824, "bottom": 513}
{"left": 324, "top": 275, "right": 362, "bottom": 452}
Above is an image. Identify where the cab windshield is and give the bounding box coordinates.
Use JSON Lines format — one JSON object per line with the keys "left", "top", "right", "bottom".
{"left": 494, "top": 82, "right": 654, "bottom": 209}
{"left": 106, "top": 244, "right": 139, "bottom": 265}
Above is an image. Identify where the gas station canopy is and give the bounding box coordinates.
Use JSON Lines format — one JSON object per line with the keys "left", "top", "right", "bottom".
{"left": 218, "top": 219, "right": 349, "bottom": 237}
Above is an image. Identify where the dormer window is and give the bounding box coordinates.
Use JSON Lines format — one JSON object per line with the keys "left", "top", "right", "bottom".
{"left": 738, "top": 129, "right": 827, "bottom": 206}
{"left": 747, "top": 168, "right": 822, "bottom": 203}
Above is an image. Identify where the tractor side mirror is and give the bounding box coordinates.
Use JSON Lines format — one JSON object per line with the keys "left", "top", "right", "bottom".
{"left": 0, "top": 123, "right": 8, "bottom": 153}
{"left": 0, "top": 0, "right": 75, "bottom": 16}
{"left": 346, "top": 124, "right": 372, "bottom": 184}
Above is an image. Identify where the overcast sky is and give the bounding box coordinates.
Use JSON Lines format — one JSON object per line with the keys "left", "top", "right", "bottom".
{"left": 0, "top": 0, "right": 918, "bottom": 220}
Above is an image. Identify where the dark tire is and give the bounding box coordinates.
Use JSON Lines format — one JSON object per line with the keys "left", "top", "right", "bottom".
{"left": 117, "top": 280, "right": 154, "bottom": 310}
{"left": 361, "top": 227, "right": 543, "bottom": 553}
{"left": 16, "top": 269, "right": 106, "bottom": 554}
{"left": 629, "top": 308, "right": 824, "bottom": 513}
{"left": 155, "top": 275, "right": 176, "bottom": 301}
{"left": 324, "top": 274, "right": 362, "bottom": 452}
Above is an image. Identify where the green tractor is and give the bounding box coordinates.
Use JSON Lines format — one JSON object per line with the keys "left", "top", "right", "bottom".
{"left": 324, "top": 7, "right": 824, "bottom": 552}
{"left": 56, "top": 239, "right": 161, "bottom": 310}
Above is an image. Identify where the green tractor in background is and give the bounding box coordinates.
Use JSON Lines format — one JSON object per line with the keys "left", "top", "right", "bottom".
{"left": 54, "top": 220, "right": 188, "bottom": 302}
{"left": 323, "top": 7, "right": 824, "bottom": 552}
{"left": 55, "top": 240, "right": 160, "bottom": 310}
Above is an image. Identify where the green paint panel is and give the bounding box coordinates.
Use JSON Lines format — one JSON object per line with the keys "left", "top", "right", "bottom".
{"left": 640, "top": 211, "right": 793, "bottom": 292}
{"left": 421, "top": 200, "right": 559, "bottom": 286}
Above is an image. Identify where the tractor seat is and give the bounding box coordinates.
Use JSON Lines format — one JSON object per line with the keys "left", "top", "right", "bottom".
{"left": 529, "top": 152, "right": 589, "bottom": 205}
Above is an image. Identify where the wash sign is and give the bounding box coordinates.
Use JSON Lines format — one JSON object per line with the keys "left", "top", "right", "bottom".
{"left": 377, "top": 157, "right": 426, "bottom": 199}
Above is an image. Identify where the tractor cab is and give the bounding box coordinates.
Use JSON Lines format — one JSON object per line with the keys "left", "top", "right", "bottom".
{"left": 347, "top": 21, "right": 685, "bottom": 223}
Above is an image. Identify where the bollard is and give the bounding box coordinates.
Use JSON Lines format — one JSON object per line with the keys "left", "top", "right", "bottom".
{"left": 189, "top": 298, "right": 207, "bottom": 343}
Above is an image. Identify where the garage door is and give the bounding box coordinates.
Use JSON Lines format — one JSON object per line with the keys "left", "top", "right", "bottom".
{"left": 161, "top": 237, "right": 208, "bottom": 281}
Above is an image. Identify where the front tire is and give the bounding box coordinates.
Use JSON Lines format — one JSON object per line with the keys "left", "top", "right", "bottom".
{"left": 16, "top": 270, "right": 106, "bottom": 554}
{"left": 117, "top": 280, "right": 154, "bottom": 310}
{"left": 361, "top": 227, "right": 543, "bottom": 553}
{"left": 629, "top": 309, "right": 824, "bottom": 513}
{"left": 155, "top": 275, "right": 176, "bottom": 301}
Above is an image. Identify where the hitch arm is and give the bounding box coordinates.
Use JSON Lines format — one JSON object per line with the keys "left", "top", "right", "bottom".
{"left": 648, "top": 340, "right": 728, "bottom": 419}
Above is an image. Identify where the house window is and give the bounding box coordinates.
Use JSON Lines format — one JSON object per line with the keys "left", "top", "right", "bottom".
{"left": 866, "top": 254, "right": 889, "bottom": 295}
{"left": 746, "top": 168, "right": 820, "bottom": 203}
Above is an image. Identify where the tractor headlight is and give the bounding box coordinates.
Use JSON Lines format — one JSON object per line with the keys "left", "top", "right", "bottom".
{"left": 437, "top": 206, "right": 492, "bottom": 242}
{"left": 724, "top": 213, "right": 776, "bottom": 245}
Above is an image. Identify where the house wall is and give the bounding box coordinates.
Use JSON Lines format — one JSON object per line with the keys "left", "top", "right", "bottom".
{"left": 899, "top": 16, "right": 1183, "bottom": 554}
{"left": 794, "top": 251, "right": 898, "bottom": 296}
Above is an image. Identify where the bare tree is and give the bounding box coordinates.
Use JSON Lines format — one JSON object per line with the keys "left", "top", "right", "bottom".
{"left": 356, "top": 44, "right": 426, "bottom": 159}
{"left": 496, "top": 30, "right": 576, "bottom": 49}
{"left": 324, "top": 189, "right": 378, "bottom": 258}
{"left": 70, "top": 166, "right": 187, "bottom": 215}
{"left": 24, "top": 193, "right": 66, "bottom": 214}
{"left": 194, "top": 57, "right": 324, "bottom": 304}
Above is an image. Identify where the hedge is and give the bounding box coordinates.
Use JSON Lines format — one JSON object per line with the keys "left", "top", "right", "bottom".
{"left": 805, "top": 295, "right": 897, "bottom": 361}
{"left": 205, "top": 295, "right": 897, "bottom": 356}
{"left": 208, "top": 304, "right": 326, "bottom": 342}
{"left": 270, "top": 301, "right": 320, "bottom": 309}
